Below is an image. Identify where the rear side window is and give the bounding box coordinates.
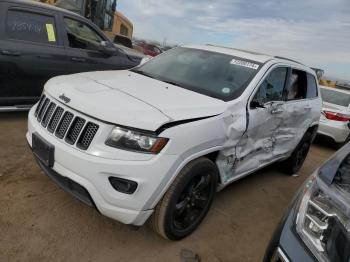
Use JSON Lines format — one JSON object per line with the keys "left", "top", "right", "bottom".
{"left": 306, "top": 73, "right": 318, "bottom": 98}
{"left": 321, "top": 88, "right": 350, "bottom": 107}
{"left": 6, "top": 10, "right": 57, "bottom": 45}
{"left": 285, "top": 69, "right": 307, "bottom": 101}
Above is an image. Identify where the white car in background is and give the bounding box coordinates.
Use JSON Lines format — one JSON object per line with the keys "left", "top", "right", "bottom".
{"left": 27, "top": 45, "right": 321, "bottom": 240}
{"left": 318, "top": 85, "right": 350, "bottom": 146}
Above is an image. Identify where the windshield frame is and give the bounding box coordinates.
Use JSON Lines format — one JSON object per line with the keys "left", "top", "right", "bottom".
{"left": 131, "top": 47, "right": 264, "bottom": 102}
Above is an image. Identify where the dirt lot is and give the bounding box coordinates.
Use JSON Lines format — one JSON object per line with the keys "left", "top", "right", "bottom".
{"left": 0, "top": 112, "right": 335, "bottom": 262}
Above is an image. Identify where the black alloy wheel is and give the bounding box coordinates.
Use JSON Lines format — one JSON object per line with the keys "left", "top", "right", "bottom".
{"left": 151, "top": 157, "right": 218, "bottom": 240}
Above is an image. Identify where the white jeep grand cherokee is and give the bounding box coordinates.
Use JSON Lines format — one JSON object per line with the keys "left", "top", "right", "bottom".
{"left": 27, "top": 45, "right": 322, "bottom": 240}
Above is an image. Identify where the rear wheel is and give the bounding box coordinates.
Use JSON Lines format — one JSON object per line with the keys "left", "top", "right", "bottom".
{"left": 150, "top": 157, "right": 218, "bottom": 240}
{"left": 280, "top": 132, "right": 312, "bottom": 175}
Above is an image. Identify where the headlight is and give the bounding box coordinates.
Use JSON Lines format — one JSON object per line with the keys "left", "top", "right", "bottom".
{"left": 105, "top": 126, "right": 168, "bottom": 154}
{"left": 296, "top": 174, "right": 350, "bottom": 262}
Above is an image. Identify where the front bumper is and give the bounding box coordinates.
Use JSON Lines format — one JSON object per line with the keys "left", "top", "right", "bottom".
{"left": 318, "top": 117, "right": 350, "bottom": 143}
{"left": 27, "top": 105, "right": 181, "bottom": 226}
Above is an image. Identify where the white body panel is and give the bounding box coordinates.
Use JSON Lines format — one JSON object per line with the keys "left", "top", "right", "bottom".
{"left": 27, "top": 45, "right": 322, "bottom": 225}
{"left": 318, "top": 86, "right": 350, "bottom": 143}
{"left": 46, "top": 70, "right": 226, "bottom": 131}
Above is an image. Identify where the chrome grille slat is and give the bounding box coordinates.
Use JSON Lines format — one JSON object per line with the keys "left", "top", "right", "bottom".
{"left": 55, "top": 112, "right": 74, "bottom": 139}
{"left": 41, "top": 102, "right": 56, "bottom": 128}
{"left": 48, "top": 107, "right": 64, "bottom": 133}
{"left": 37, "top": 98, "right": 49, "bottom": 122}
{"left": 65, "top": 117, "right": 86, "bottom": 145}
{"left": 35, "top": 95, "right": 46, "bottom": 117}
{"left": 77, "top": 122, "right": 99, "bottom": 150}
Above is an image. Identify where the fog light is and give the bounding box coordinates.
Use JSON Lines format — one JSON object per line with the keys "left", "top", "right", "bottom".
{"left": 109, "top": 177, "right": 138, "bottom": 194}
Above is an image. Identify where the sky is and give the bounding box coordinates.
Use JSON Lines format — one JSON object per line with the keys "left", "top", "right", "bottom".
{"left": 117, "top": 0, "right": 350, "bottom": 81}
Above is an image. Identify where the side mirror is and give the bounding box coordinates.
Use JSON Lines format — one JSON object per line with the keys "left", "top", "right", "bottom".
{"left": 139, "top": 56, "right": 152, "bottom": 65}
{"left": 251, "top": 99, "right": 266, "bottom": 109}
{"left": 99, "top": 41, "right": 117, "bottom": 56}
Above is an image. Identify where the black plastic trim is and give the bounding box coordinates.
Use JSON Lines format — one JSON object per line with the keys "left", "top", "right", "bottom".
{"left": 34, "top": 156, "right": 95, "bottom": 208}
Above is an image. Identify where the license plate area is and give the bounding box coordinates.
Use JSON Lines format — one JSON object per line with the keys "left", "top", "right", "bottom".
{"left": 32, "top": 133, "right": 54, "bottom": 167}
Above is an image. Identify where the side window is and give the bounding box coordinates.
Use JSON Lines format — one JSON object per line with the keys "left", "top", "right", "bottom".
{"left": 306, "top": 73, "right": 318, "bottom": 98}
{"left": 286, "top": 69, "right": 307, "bottom": 101}
{"left": 252, "top": 67, "right": 287, "bottom": 106}
{"left": 120, "top": 24, "right": 129, "bottom": 36}
{"left": 6, "top": 10, "right": 57, "bottom": 45}
{"left": 64, "top": 18, "right": 103, "bottom": 51}
{"left": 103, "top": 14, "right": 113, "bottom": 30}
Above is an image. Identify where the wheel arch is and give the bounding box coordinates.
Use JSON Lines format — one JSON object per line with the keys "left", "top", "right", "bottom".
{"left": 147, "top": 147, "right": 223, "bottom": 210}
{"left": 306, "top": 124, "right": 319, "bottom": 142}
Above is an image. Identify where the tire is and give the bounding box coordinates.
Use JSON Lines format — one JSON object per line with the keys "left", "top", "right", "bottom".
{"left": 150, "top": 157, "right": 218, "bottom": 240}
{"left": 280, "top": 132, "right": 312, "bottom": 175}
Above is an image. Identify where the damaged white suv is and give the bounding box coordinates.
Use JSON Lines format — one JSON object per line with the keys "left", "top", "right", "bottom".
{"left": 27, "top": 45, "right": 321, "bottom": 240}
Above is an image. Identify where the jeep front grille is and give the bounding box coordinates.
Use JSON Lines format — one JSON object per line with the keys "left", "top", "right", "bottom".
{"left": 35, "top": 95, "right": 99, "bottom": 150}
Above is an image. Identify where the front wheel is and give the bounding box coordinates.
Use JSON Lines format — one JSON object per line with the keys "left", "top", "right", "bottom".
{"left": 150, "top": 157, "right": 218, "bottom": 240}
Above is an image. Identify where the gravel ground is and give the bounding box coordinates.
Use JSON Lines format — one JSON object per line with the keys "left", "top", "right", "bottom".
{"left": 0, "top": 112, "right": 335, "bottom": 262}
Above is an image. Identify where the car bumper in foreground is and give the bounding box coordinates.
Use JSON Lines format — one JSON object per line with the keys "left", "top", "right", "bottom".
{"left": 264, "top": 193, "right": 315, "bottom": 262}
{"left": 318, "top": 117, "right": 350, "bottom": 143}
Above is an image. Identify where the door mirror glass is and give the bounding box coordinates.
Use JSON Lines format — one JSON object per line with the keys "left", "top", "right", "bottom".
{"left": 140, "top": 56, "right": 151, "bottom": 65}
{"left": 98, "top": 41, "right": 117, "bottom": 56}
{"left": 251, "top": 99, "right": 266, "bottom": 109}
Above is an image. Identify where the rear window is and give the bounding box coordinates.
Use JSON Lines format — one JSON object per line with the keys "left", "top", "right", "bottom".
{"left": 321, "top": 88, "right": 350, "bottom": 107}
{"left": 6, "top": 10, "right": 57, "bottom": 45}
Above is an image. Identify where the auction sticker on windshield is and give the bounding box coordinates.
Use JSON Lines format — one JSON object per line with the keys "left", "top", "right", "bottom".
{"left": 230, "top": 59, "right": 259, "bottom": 70}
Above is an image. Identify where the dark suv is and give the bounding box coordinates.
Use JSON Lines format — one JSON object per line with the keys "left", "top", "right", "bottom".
{"left": 0, "top": 0, "right": 141, "bottom": 110}
{"left": 265, "top": 142, "right": 350, "bottom": 262}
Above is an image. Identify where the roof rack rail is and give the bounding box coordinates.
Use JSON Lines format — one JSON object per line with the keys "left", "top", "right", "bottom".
{"left": 205, "top": 44, "right": 269, "bottom": 56}
{"left": 274, "top": 56, "right": 304, "bottom": 65}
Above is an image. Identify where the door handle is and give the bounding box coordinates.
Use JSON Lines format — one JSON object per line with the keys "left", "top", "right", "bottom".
{"left": 304, "top": 105, "right": 312, "bottom": 110}
{"left": 1, "top": 50, "right": 21, "bottom": 56}
{"left": 71, "top": 57, "right": 86, "bottom": 62}
{"left": 271, "top": 108, "right": 284, "bottom": 114}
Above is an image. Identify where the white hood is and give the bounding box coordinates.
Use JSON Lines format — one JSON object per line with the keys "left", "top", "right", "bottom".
{"left": 45, "top": 70, "right": 227, "bottom": 131}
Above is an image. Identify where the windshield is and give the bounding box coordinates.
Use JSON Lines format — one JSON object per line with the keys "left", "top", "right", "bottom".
{"left": 132, "top": 47, "right": 262, "bottom": 101}
{"left": 321, "top": 88, "right": 350, "bottom": 107}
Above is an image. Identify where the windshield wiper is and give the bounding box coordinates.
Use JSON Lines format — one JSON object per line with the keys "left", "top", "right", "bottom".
{"left": 131, "top": 70, "right": 182, "bottom": 87}
{"left": 161, "top": 80, "right": 182, "bottom": 87}
{"left": 131, "top": 69, "right": 157, "bottom": 79}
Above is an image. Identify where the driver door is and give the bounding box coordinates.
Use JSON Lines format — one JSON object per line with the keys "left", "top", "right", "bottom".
{"left": 234, "top": 66, "right": 289, "bottom": 175}
{"left": 62, "top": 16, "right": 127, "bottom": 73}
